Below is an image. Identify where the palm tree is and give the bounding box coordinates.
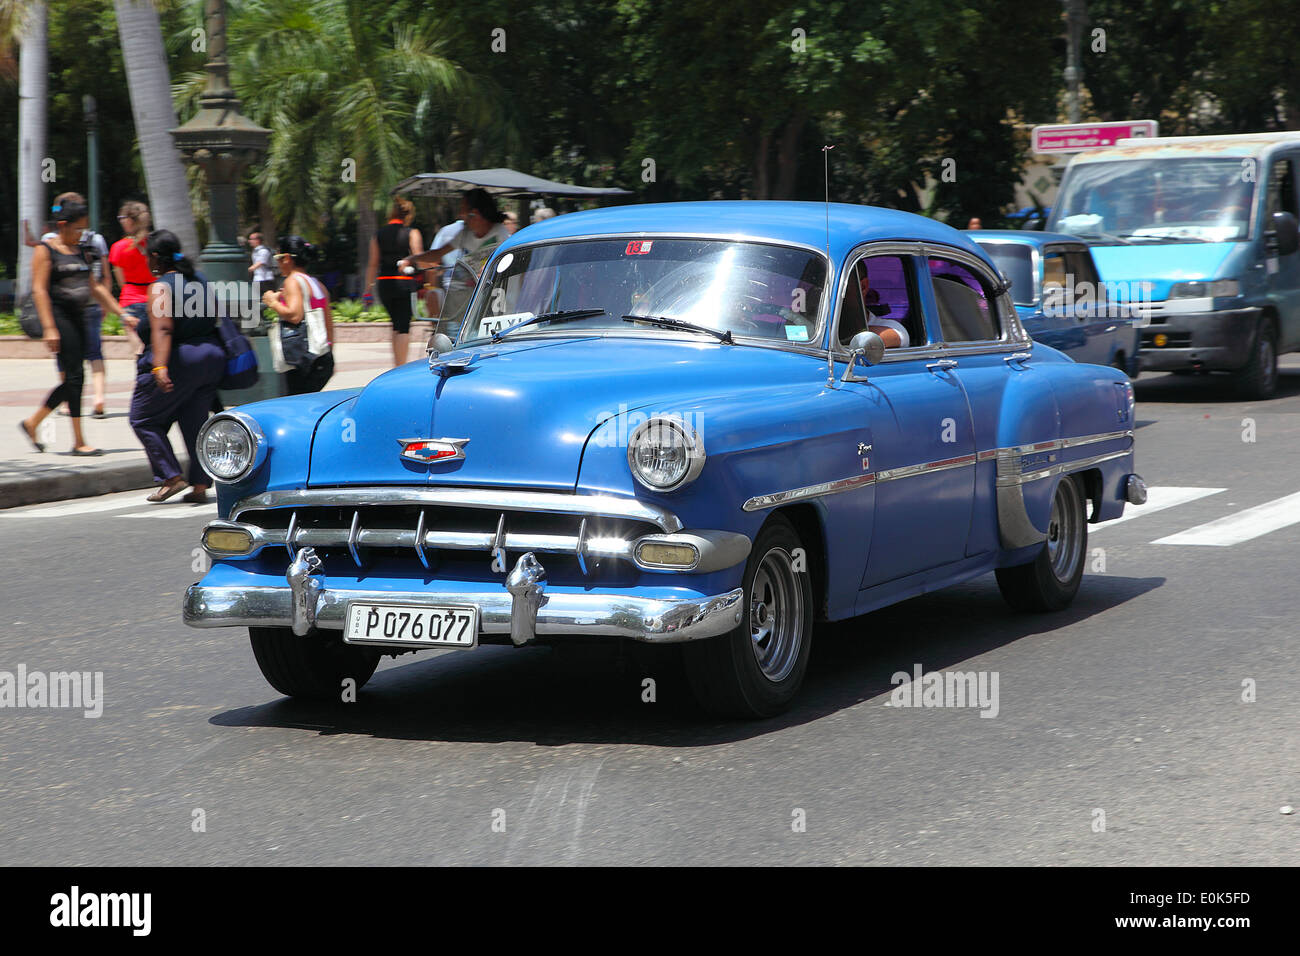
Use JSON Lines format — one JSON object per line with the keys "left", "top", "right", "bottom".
{"left": 5, "top": 0, "right": 47, "bottom": 297}
{"left": 200, "top": 0, "right": 482, "bottom": 280}
{"left": 113, "top": 0, "right": 199, "bottom": 257}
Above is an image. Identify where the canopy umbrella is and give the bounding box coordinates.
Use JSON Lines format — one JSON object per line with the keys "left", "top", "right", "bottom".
{"left": 393, "top": 167, "right": 632, "bottom": 199}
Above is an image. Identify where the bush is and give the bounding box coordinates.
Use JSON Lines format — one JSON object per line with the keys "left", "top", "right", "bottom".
{"left": 0, "top": 312, "right": 18, "bottom": 335}
{"left": 332, "top": 298, "right": 391, "bottom": 322}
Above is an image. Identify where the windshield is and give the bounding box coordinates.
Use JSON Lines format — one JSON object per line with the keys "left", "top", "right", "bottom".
{"left": 977, "top": 243, "right": 1036, "bottom": 306}
{"left": 457, "top": 238, "right": 827, "bottom": 346}
{"left": 1050, "top": 157, "right": 1255, "bottom": 242}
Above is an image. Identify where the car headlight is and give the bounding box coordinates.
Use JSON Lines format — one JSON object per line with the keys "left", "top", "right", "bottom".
{"left": 1169, "top": 279, "right": 1240, "bottom": 298}
{"left": 197, "top": 413, "right": 265, "bottom": 483}
{"left": 627, "top": 417, "right": 706, "bottom": 492}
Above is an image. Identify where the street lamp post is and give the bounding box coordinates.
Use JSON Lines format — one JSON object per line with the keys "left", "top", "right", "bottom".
{"left": 170, "top": 0, "right": 280, "bottom": 401}
{"left": 1063, "top": 0, "right": 1089, "bottom": 125}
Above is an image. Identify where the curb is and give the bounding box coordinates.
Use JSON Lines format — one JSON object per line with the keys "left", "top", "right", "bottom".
{"left": 0, "top": 459, "right": 168, "bottom": 510}
{"left": 0, "top": 321, "right": 434, "bottom": 358}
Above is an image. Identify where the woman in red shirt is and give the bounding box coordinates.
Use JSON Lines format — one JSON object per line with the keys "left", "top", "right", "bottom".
{"left": 109, "top": 201, "right": 155, "bottom": 337}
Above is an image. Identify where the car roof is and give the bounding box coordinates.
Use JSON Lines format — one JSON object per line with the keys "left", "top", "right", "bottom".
{"left": 502, "top": 201, "right": 989, "bottom": 265}
{"left": 972, "top": 229, "right": 1088, "bottom": 248}
{"left": 1071, "top": 131, "right": 1300, "bottom": 163}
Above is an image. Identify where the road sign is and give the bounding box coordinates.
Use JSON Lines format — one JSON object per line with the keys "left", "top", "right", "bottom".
{"left": 1031, "top": 120, "right": 1159, "bottom": 154}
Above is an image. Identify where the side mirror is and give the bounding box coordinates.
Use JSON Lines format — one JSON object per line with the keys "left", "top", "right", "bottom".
{"left": 1270, "top": 211, "right": 1299, "bottom": 257}
{"left": 427, "top": 332, "right": 455, "bottom": 355}
{"left": 842, "top": 330, "right": 885, "bottom": 382}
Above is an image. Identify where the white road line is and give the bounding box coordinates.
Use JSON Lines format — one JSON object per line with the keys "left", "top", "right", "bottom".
{"left": 117, "top": 507, "right": 216, "bottom": 520}
{"left": 1, "top": 493, "right": 155, "bottom": 518}
{"left": 1153, "top": 491, "right": 1300, "bottom": 547}
{"left": 1093, "top": 486, "right": 1227, "bottom": 530}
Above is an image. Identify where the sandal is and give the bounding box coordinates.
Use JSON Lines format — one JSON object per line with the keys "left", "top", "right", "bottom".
{"left": 70, "top": 447, "right": 104, "bottom": 457}
{"left": 18, "top": 421, "right": 45, "bottom": 453}
{"left": 147, "top": 479, "right": 187, "bottom": 503}
{"left": 92, "top": 406, "right": 107, "bottom": 419}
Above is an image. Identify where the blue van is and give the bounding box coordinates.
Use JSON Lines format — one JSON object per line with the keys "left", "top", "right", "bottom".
{"left": 1048, "top": 132, "right": 1300, "bottom": 398}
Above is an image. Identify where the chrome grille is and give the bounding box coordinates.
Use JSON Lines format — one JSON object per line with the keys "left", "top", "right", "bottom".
{"left": 232, "top": 503, "right": 658, "bottom": 572}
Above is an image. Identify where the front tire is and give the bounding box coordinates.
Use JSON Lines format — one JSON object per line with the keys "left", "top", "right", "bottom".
{"left": 996, "top": 475, "right": 1088, "bottom": 612}
{"left": 250, "top": 626, "right": 381, "bottom": 700}
{"left": 683, "top": 515, "right": 813, "bottom": 718}
{"left": 1232, "top": 319, "right": 1278, "bottom": 400}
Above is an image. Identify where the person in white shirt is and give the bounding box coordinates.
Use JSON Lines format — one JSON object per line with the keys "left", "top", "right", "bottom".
{"left": 400, "top": 188, "right": 510, "bottom": 280}
{"left": 248, "top": 232, "right": 275, "bottom": 294}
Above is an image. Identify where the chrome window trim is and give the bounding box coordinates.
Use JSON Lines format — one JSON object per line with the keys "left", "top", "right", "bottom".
{"left": 456, "top": 232, "right": 833, "bottom": 354}
{"left": 828, "top": 241, "right": 928, "bottom": 358}
{"left": 231, "top": 487, "right": 684, "bottom": 534}
{"left": 918, "top": 242, "right": 1032, "bottom": 352}
{"left": 742, "top": 429, "right": 1134, "bottom": 511}
{"left": 971, "top": 238, "right": 1042, "bottom": 309}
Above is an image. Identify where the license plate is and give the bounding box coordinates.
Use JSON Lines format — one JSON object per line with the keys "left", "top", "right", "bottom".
{"left": 343, "top": 602, "right": 478, "bottom": 648}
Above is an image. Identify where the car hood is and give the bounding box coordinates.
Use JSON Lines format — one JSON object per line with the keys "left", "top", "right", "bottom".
{"left": 309, "top": 334, "right": 825, "bottom": 490}
{"left": 1090, "top": 242, "right": 1239, "bottom": 300}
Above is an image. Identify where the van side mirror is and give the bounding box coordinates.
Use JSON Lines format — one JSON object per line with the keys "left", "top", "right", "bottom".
{"left": 1270, "top": 211, "right": 1299, "bottom": 256}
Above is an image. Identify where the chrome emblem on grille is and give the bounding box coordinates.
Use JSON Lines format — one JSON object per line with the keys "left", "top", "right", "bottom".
{"left": 398, "top": 437, "right": 469, "bottom": 463}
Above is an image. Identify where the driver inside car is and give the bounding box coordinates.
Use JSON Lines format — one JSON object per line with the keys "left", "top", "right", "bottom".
{"left": 858, "top": 263, "right": 909, "bottom": 348}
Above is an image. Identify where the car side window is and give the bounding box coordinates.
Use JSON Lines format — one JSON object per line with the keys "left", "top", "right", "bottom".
{"left": 927, "top": 257, "right": 1000, "bottom": 342}
{"left": 1266, "top": 159, "right": 1297, "bottom": 219}
{"left": 838, "top": 254, "right": 923, "bottom": 349}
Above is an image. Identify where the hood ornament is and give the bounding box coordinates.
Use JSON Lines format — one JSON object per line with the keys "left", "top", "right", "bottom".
{"left": 398, "top": 437, "right": 470, "bottom": 463}
{"left": 428, "top": 348, "right": 496, "bottom": 377}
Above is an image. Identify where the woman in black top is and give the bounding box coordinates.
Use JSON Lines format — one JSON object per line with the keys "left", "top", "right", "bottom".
{"left": 364, "top": 197, "right": 424, "bottom": 367}
{"left": 19, "top": 196, "right": 126, "bottom": 455}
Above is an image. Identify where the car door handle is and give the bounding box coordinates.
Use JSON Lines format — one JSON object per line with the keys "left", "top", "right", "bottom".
{"left": 926, "top": 359, "right": 958, "bottom": 372}
{"left": 1003, "top": 351, "right": 1032, "bottom": 366}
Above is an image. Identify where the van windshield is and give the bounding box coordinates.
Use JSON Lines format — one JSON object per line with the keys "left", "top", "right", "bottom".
{"left": 1050, "top": 157, "right": 1255, "bottom": 243}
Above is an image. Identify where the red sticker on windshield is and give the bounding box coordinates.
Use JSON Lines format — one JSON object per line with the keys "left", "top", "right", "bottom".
{"left": 626, "top": 240, "right": 653, "bottom": 255}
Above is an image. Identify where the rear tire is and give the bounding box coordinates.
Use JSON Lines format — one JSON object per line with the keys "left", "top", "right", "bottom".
{"left": 996, "top": 475, "right": 1088, "bottom": 612}
{"left": 250, "top": 626, "right": 381, "bottom": 700}
{"left": 683, "top": 515, "right": 813, "bottom": 718}
{"left": 1232, "top": 319, "right": 1278, "bottom": 400}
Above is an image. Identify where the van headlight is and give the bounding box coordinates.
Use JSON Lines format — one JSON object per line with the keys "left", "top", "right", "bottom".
{"left": 197, "top": 412, "right": 265, "bottom": 483}
{"left": 627, "top": 417, "right": 706, "bottom": 492}
{"left": 1169, "top": 279, "right": 1240, "bottom": 298}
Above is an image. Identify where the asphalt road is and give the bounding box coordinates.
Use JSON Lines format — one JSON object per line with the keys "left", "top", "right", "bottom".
{"left": 2, "top": 364, "right": 1298, "bottom": 865}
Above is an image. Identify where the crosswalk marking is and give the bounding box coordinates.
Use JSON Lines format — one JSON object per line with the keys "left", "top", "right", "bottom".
{"left": 117, "top": 506, "right": 216, "bottom": 520}
{"left": 1152, "top": 491, "right": 1300, "bottom": 547}
{"left": 2, "top": 493, "right": 154, "bottom": 518}
{"left": 1093, "top": 486, "right": 1227, "bottom": 531}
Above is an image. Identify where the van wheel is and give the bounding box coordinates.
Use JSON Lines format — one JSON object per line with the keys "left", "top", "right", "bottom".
{"left": 1110, "top": 352, "right": 1131, "bottom": 380}
{"left": 1232, "top": 320, "right": 1278, "bottom": 399}
{"left": 250, "top": 626, "right": 381, "bottom": 700}
{"left": 996, "top": 475, "right": 1087, "bottom": 612}
{"left": 683, "top": 515, "right": 813, "bottom": 718}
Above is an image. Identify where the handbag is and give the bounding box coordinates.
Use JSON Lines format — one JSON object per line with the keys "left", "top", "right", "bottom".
{"left": 215, "top": 314, "right": 260, "bottom": 390}
{"left": 296, "top": 273, "right": 331, "bottom": 357}
{"left": 19, "top": 294, "right": 43, "bottom": 339}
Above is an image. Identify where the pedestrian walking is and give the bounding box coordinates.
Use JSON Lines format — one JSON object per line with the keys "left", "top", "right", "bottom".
{"left": 128, "top": 230, "right": 226, "bottom": 503}
{"left": 23, "top": 207, "right": 111, "bottom": 417}
{"left": 18, "top": 194, "right": 126, "bottom": 455}
{"left": 109, "top": 201, "right": 155, "bottom": 340}
{"left": 401, "top": 188, "right": 510, "bottom": 280}
{"left": 263, "top": 235, "right": 335, "bottom": 395}
{"left": 365, "top": 197, "right": 424, "bottom": 367}
{"left": 248, "top": 231, "right": 275, "bottom": 297}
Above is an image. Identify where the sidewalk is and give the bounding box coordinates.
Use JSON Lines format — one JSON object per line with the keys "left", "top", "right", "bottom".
{"left": 1, "top": 342, "right": 401, "bottom": 509}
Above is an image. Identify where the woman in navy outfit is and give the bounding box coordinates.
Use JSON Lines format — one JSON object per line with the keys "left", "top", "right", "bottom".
{"left": 128, "top": 230, "right": 226, "bottom": 503}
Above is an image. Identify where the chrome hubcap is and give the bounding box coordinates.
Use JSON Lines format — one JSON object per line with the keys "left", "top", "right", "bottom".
{"left": 1046, "top": 480, "right": 1083, "bottom": 582}
{"left": 749, "top": 548, "right": 803, "bottom": 683}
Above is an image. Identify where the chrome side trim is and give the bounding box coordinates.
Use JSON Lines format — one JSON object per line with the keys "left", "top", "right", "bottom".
{"left": 743, "top": 472, "right": 877, "bottom": 512}
{"left": 743, "top": 429, "right": 1134, "bottom": 511}
{"left": 184, "top": 583, "right": 746, "bottom": 644}
{"left": 232, "top": 487, "right": 684, "bottom": 534}
{"left": 995, "top": 448, "right": 1133, "bottom": 487}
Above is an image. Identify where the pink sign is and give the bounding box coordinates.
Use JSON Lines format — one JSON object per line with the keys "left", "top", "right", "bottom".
{"left": 1031, "top": 121, "right": 1159, "bottom": 154}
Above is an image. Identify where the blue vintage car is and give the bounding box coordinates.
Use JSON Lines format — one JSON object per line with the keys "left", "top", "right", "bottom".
{"left": 973, "top": 230, "right": 1142, "bottom": 377}
{"left": 185, "top": 202, "right": 1146, "bottom": 718}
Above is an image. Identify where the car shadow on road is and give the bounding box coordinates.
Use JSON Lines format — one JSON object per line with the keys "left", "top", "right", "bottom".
{"left": 210, "top": 573, "right": 1164, "bottom": 748}
{"left": 1133, "top": 367, "right": 1300, "bottom": 403}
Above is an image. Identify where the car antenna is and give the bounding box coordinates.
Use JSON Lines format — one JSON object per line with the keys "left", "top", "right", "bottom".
{"left": 823, "top": 144, "right": 836, "bottom": 388}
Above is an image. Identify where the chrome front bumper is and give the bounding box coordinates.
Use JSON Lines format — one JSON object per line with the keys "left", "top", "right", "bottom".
{"left": 184, "top": 549, "right": 744, "bottom": 646}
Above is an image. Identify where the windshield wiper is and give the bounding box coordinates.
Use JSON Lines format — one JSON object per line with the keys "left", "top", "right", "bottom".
{"left": 622, "top": 315, "right": 734, "bottom": 344}
{"left": 1117, "top": 233, "right": 1210, "bottom": 243}
{"left": 1073, "top": 230, "right": 1133, "bottom": 245}
{"left": 491, "top": 308, "right": 607, "bottom": 342}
